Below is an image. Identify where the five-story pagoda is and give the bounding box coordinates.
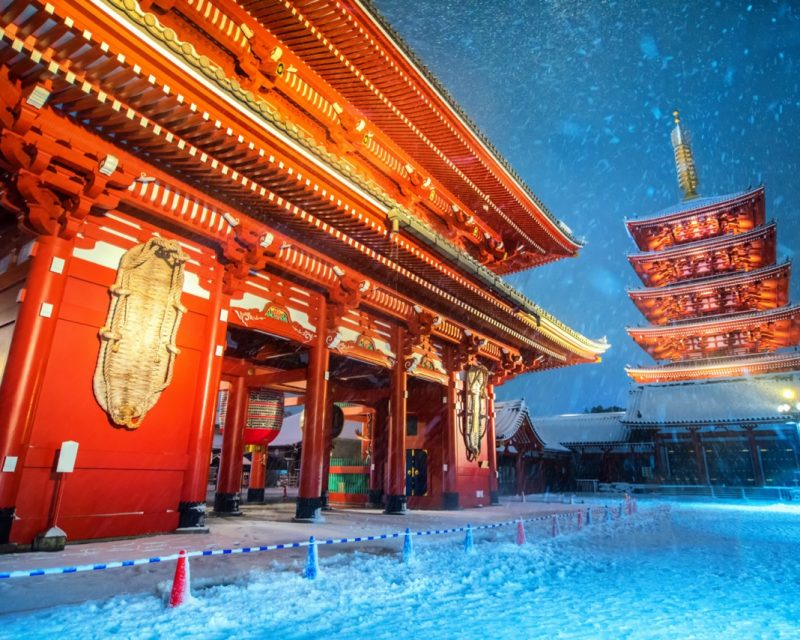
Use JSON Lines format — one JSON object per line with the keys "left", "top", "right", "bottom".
{"left": 622, "top": 113, "right": 800, "bottom": 488}
{"left": 626, "top": 113, "right": 800, "bottom": 384}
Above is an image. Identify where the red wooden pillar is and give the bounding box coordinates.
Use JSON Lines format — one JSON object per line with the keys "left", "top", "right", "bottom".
{"left": 295, "top": 296, "right": 329, "bottom": 522}
{"left": 442, "top": 364, "right": 459, "bottom": 509}
{"left": 368, "top": 399, "right": 387, "bottom": 507}
{"left": 384, "top": 326, "right": 407, "bottom": 514}
{"left": 320, "top": 411, "right": 335, "bottom": 511}
{"left": 0, "top": 235, "right": 73, "bottom": 544}
{"left": 214, "top": 375, "right": 247, "bottom": 515}
{"left": 247, "top": 448, "right": 266, "bottom": 502}
{"left": 178, "top": 268, "right": 228, "bottom": 528}
{"left": 486, "top": 383, "right": 499, "bottom": 504}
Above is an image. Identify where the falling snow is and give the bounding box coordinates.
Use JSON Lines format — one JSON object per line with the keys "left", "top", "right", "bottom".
{"left": 373, "top": 0, "right": 800, "bottom": 414}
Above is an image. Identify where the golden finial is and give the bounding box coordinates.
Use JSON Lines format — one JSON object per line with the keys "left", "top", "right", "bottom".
{"left": 670, "top": 109, "right": 699, "bottom": 200}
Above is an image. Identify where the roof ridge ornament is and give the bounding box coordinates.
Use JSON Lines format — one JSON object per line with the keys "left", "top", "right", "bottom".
{"left": 670, "top": 110, "right": 700, "bottom": 201}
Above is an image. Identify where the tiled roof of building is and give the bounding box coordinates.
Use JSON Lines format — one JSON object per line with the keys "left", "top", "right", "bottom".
{"left": 495, "top": 399, "right": 570, "bottom": 452}
{"left": 531, "top": 411, "right": 629, "bottom": 446}
{"left": 628, "top": 187, "right": 760, "bottom": 224}
{"left": 622, "top": 371, "right": 800, "bottom": 426}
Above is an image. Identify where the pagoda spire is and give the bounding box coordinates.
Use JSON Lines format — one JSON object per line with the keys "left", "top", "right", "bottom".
{"left": 670, "top": 110, "right": 699, "bottom": 201}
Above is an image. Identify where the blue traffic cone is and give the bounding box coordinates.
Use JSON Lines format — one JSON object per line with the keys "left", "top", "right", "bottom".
{"left": 304, "top": 536, "right": 318, "bottom": 580}
{"left": 464, "top": 523, "right": 475, "bottom": 554}
{"left": 402, "top": 527, "right": 414, "bottom": 565}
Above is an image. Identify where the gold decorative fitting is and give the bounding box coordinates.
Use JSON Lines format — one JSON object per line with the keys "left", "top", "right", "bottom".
{"left": 93, "top": 237, "right": 188, "bottom": 429}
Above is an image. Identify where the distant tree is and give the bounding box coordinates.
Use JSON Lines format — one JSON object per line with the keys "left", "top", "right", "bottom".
{"left": 584, "top": 405, "right": 625, "bottom": 414}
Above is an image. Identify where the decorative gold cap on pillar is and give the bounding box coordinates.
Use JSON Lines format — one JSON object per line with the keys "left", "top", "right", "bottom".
{"left": 670, "top": 110, "right": 699, "bottom": 201}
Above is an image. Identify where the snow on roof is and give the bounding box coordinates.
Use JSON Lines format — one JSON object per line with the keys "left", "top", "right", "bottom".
{"left": 531, "top": 411, "right": 629, "bottom": 446}
{"left": 629, "top": 187, "right": 760, "bottom": 224}
{"left": 495, "top": 399, "right": 569, "bottom": 452}
{"left": 623, "top": 371, "right": 800, "bottom": 426}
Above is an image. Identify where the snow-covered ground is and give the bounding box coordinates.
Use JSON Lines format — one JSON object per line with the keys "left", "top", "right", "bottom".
{"left": 1, "top": 502, "right": 799, "bottom": 639}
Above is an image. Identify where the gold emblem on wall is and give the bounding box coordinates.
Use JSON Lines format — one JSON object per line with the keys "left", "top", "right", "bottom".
{"left": 93, "top": 237, "right": 188, "bottom": 429}
{"left": 462, "top": 365, "right": 489, "bottom": 461}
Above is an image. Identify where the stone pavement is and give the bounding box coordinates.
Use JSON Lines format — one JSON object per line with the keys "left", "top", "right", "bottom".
{"left": 0, "top": 497, "right": 589, "bottom": 616}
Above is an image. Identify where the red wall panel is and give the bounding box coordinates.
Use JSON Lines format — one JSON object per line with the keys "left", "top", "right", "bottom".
{"left": 10, "top": 215, "right": 218, "bottom": 544}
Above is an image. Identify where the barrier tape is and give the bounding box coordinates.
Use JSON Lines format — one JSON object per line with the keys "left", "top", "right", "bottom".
{"left": 0, "top": 507, "right": 643, "bottom": 579}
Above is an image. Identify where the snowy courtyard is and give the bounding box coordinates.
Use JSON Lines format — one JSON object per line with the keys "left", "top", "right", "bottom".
{"left": 1, "top": 501, "right": 798, "bottom": 639}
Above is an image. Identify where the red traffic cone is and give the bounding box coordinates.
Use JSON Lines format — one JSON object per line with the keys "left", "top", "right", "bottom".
{"left": 168, "top": 549, "right": 191, "bottom": 608}
{"left": 576, "top": 510, "right": 583, "bottom": 531}
{"left": 516, "top": 518, "right": 526, "bottom": 545}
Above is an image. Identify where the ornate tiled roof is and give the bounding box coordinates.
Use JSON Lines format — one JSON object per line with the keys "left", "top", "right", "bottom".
{"left": 627, "top": 187, "right": 762, "bottom": 225}
{"left": 623, "top": 371, "right": 800, "bottom": 426}
{"left": 531, "top": 411, "right": 629, "bottom": 446}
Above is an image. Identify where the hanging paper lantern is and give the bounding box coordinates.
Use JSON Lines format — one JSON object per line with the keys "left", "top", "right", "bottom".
{"left": 244, "top": 388, "right": 285, "bottom": 446}
{"left": 216, "top": 387, "right": 285, "bottom": 446}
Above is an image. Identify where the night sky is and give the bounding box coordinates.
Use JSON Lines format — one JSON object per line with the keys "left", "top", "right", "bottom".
{"left": 373, "top": 0, "right": 800, "bottom": 416}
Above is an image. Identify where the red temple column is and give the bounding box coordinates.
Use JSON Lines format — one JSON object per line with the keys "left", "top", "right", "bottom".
{"left": 384, "top": 326, "right": 408, "bottom": 514}
{"left": 486, "top": 382, "right": 499, "bottom": 504}
{"left": 295, "top": 295, "right": 329, "bottom": 522}
{"left": 0, "top": 234, "right": 74, "bottom": 544}
{"left": 247, "top": 448, "right": 266, "bottom": 502}
{"left": 214, "top": 375, "right": 248, "bottom": 515}
{"left": 178, "top": 267, "right": 228, "bottom": 529}
{"left": 368, "top": 399, "right": 387, "bottom": 507}
{"left": 320, "top": 409, "right": 335, "bottom": 511}
{"left": 442, "top": 362, "right": 459, "bottom": 509}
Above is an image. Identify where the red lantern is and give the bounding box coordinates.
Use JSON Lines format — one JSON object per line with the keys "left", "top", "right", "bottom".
{"left": 244, "top": 388, "right": 285, "bottom": 446}
{"left": 217, "top": 387, "right": 284, "bottom": 447}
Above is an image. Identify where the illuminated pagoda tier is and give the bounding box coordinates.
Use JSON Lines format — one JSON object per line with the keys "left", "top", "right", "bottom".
{"left": 0, "top": 0, "right": 607, "bottom": 546}
{"left": 619, "top": 113, "right": 800, "bottom": 490}
{"left": 625, "top": 113, "right": 800, "bottom": 384}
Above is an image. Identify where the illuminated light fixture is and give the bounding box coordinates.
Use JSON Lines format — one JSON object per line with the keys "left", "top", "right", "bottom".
{"left": 431, "top": 316, "right": 442, "bottom": 326}
{"left": 413, "top": 305, "right": 423, "bottom": 313}
{"left": 782, "top": 388, "right": 796, "bottom": 400}
{"left": 332, "top": 265, "right": 345, "bottom": 277}
{"left": 98, "top": 154, "right": 119, "bottom": 177}
{"left": 358, "top": 280, "right": 370, "bottom": 292}
{"left": 404, "top": 163, "right": 415, "bottom": 174}
{"left": 135, "top": 173, "right": 156, "bottom": 184}
{"left": 259, "top": 232, "right": 274, "bottom": 249}
{"left": 25, "top": 84, "right": 51, "bottom": 109}
{"left": 222, "top": 211, "right": 240, "bottom": 228}
{"left": 463, "top": 329, "right": 473, "bottom": 337}
{"left": 280, "top": 242, "right": 292, "bottom": 250}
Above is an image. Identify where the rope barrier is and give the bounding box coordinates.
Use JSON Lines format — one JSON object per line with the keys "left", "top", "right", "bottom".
{"left": 0, "top": 504, "right": 654, "bottom": 580}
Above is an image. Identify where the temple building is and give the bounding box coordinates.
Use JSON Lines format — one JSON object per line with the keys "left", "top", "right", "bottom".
{"left": 622, "top": 113, "right": 800, "bottom": 487}
{"left": 0, "top": 0, "right": 608, "bottom": 548}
